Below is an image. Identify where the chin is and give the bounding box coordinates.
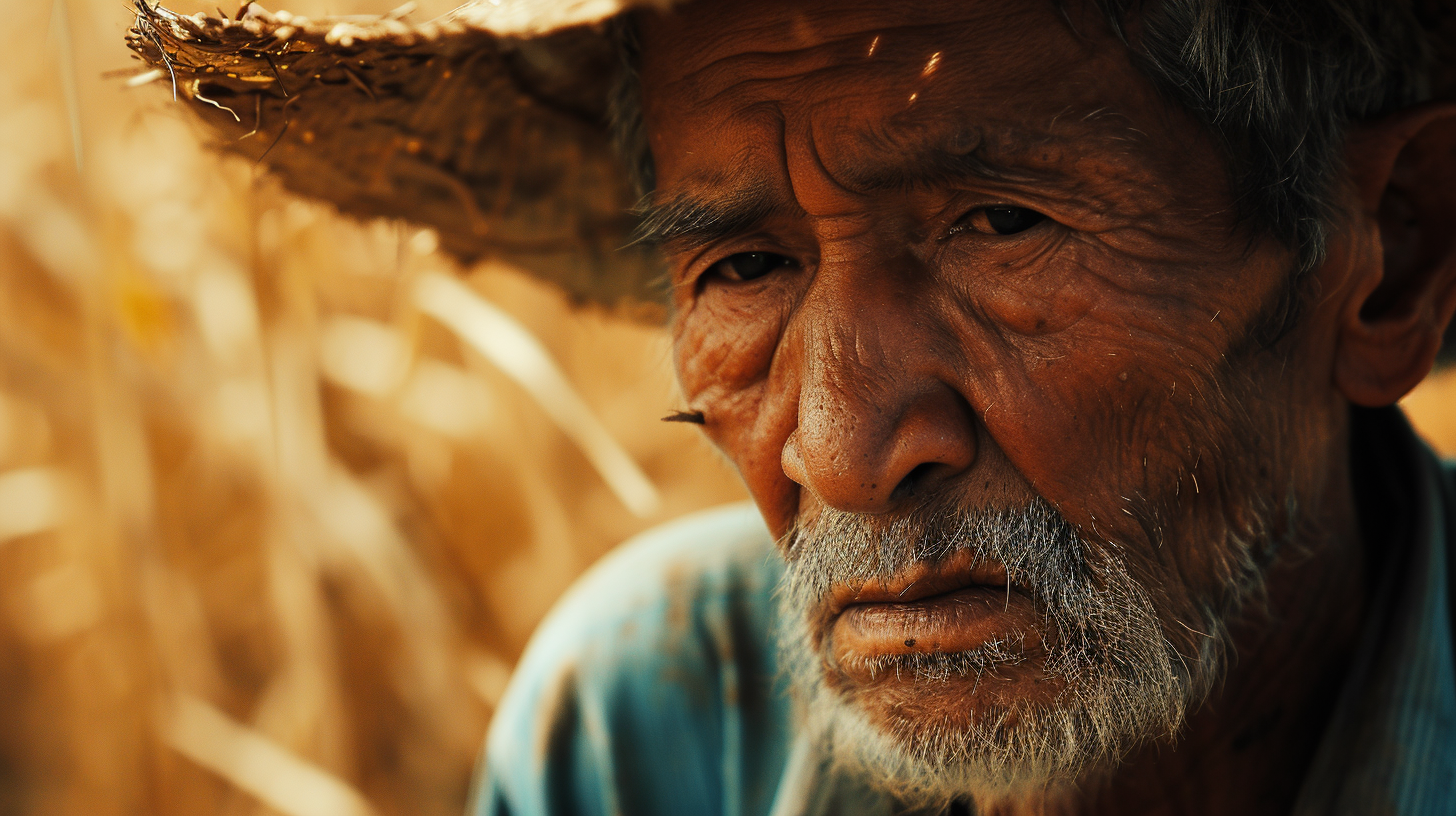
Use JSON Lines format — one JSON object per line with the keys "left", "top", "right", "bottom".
{"left": 784, "top": 610, "right": 1175, "bottom": 807}
{"left": 774, "top": 496, "right": 1271, "bottom": 805}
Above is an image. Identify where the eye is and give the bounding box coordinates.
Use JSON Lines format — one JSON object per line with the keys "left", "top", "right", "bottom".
{"left": 953, "top": 206, "right": 1047, "bottom": 236}
{"left": 706, "top": 251, "right": 795, "bottom": 283}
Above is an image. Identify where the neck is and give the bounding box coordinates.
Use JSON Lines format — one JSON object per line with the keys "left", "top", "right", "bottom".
{"left": 977, "top": 448, "right": 1371, "bottom": 816}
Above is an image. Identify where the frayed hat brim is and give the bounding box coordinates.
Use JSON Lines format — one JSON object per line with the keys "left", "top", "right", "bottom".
{"left": 126, "top": 0, "right": 666, "bottom": 315}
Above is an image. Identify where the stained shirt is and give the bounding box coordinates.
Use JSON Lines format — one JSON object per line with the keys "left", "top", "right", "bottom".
{"left": 471, "top": 407, "right": 1456, "bottom": 815}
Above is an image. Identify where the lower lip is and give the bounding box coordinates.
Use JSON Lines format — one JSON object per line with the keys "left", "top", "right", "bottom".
{"left": 831, "top": 585, "right": 1035, "bottom": 665}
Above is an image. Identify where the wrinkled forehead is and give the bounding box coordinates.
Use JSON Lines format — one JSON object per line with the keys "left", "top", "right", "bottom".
{"left": 637, "top": 0, "right": 1182, "bottom": 196}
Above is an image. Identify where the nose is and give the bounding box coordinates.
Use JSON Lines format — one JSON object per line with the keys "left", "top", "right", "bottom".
{"left": 780, "top": 286, "right": 978, "bottom": 515}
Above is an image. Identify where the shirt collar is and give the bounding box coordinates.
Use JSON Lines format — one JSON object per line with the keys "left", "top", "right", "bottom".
{"left": 1293, "top": 407, "right": 1456, "bottom": 815}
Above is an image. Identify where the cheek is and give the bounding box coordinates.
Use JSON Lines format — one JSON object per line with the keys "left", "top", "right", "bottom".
{"left": 673, "top": 291, "right": 797, "bottom": 462}
{"left": 994, "top": 331, "right": 1213, "bottom": 498}
{"left": 940, "top": 241, "right": 1279, "bottom": 538}
{"left": 673, "top": 293, "right": 790, "bottom": 404}
{"left": 959, "top": 319, "right": 1258, "bottom": 633}
{"left": 975, "top": 265, "right": 1096, "bottom": 338}
{"left": 674, "top": 294, "right": 802, "bottom": 534}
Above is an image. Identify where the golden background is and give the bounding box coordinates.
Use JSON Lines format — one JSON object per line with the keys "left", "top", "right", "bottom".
{"left": 1, "top": 1, "right": 1452, "bottom": 814}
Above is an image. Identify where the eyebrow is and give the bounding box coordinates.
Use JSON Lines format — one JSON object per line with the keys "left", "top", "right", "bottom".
{"left": 632, "top": 130, "right": 1092, "bottom": 249}
{"left": 631, "top": 182, "right": 787, "bottom": 249}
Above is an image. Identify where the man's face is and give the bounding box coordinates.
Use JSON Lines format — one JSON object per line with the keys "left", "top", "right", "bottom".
{"left": 640, "top": 0, "right": 1345, "bottom": 801}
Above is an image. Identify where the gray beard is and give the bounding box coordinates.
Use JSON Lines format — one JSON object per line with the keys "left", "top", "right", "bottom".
{"left": 778, "top": 497, "right": 1267, "bottom": 808}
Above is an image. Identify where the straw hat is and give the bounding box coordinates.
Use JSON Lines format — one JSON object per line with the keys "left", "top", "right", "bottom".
{"left": 125, "top": 0, "right": 1456, "bottom": 319}
{"left": 125, "top": 0, "right": 668, "bottom": 315}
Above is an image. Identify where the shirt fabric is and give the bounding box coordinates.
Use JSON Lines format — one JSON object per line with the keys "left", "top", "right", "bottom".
{"left": 472, "top": 407, "right": 1456, "bottom": 815}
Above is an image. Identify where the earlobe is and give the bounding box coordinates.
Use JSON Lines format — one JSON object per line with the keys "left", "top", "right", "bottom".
{"left": 1332, "top": 103, "right": 1456, "bottom": 407}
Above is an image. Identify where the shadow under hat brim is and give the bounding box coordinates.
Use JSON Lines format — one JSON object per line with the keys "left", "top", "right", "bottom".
{"left": 126, "top": 0, "right": 1456, "bottom": 349}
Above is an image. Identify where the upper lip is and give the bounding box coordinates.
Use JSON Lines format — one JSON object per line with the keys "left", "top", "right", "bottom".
{"left": 826, "top": 549, "right": 1018, "bottom": 618}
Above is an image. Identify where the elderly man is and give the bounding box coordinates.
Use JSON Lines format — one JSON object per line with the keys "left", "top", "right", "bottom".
{"left": 128, "top": 0, "right": 1456, "bottom": 812}
{"left": 472, "top": 1, "right": 1456, "bottom": 813}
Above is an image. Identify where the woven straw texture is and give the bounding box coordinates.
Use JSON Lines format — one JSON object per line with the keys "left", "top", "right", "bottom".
{"left": 126, "top": 0, "right": 665, "bottom": 315}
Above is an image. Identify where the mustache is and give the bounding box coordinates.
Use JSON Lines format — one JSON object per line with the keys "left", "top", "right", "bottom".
{"left": 780, "top": 495, "right": 1197, "bottom": 694}
{"left": 783, "top": 496, "right": 1090, "bottom": 612}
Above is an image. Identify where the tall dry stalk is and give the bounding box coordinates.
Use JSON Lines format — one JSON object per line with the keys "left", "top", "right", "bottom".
{"left": 0, "top": 1, "right": 745, "bottom": 814}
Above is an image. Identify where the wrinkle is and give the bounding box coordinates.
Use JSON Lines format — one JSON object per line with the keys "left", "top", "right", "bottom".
{"left": 671, "top": 18, "right": 1035, "bottom": 97}
{"left": 787, "top": 115, "right": 872, "bottom": 221}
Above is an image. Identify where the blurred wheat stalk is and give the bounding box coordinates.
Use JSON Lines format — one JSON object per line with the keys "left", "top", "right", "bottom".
{"left": 0, "top": 2, "right": 1451, "bottom": 816}
{"left": 0, "top": 1, "right": 746, "bottom": 814}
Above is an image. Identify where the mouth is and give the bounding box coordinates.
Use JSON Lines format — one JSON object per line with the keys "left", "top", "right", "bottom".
{"left": 826, "top": 549, "right": 1039, "bottom": 675}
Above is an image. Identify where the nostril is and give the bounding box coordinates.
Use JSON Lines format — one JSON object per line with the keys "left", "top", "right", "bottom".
{"left": 890, "top": 462, "right": 939, "bottom": 502}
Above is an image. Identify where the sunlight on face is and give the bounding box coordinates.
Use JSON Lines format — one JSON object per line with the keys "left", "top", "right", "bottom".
{"left": 640, "top": 0, "right": 1340, "bottom": 804}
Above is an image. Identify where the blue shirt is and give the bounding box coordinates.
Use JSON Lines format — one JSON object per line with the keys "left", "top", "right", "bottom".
{"left": 472, "top": 408, "right": 1456, "bottom": 815}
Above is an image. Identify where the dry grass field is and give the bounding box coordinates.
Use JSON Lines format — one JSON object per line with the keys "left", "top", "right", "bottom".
{"left": 0, "top": 2, "right": 1452, "bottom": 815}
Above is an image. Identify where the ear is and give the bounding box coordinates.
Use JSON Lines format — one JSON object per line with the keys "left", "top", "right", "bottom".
{"left": 1333, "top": 102, "right": 1456, "bottom": 407}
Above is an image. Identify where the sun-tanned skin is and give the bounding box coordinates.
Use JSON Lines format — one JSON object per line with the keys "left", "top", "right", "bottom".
{"left": 635, "top": 0, "right": 1456, "bottom": 813}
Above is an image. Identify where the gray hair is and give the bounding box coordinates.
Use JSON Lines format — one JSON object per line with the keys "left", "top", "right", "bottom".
{"left": 776, "top": 493, "right": 1267, "bottom": 806}
{"left": 608, "top": 0, "right": 1433, "bottom": 281}
{"left": 1090, "top": 0, "right": 1430, "bottom": 279}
